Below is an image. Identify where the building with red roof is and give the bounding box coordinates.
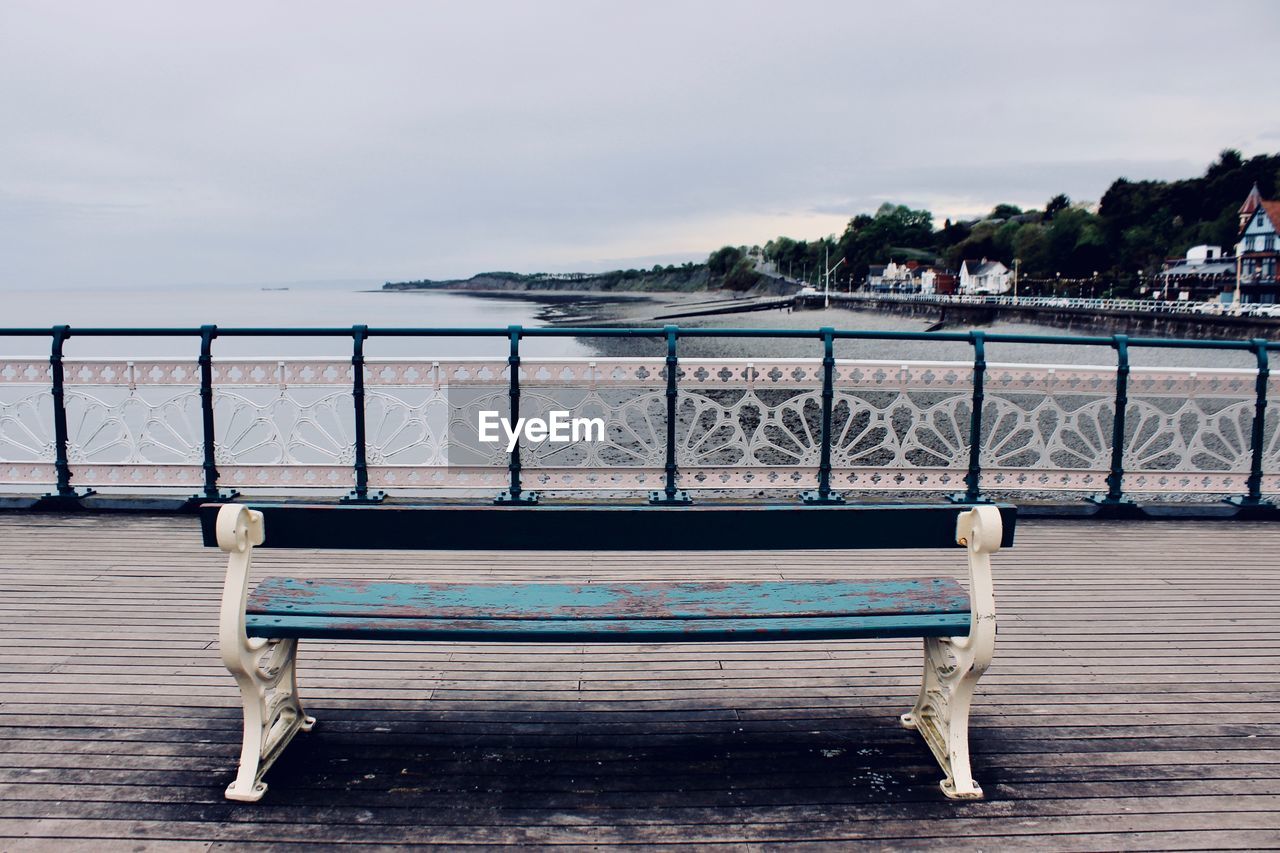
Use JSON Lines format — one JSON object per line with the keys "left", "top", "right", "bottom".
{"left": 1237, "top": 184, "right": 1280, "bottom": 303}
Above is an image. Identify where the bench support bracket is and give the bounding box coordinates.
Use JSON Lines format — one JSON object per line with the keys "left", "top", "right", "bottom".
{"left": 900, "top": 505, "right": 999, "bottom": 800}
{"left": 216, "top": 505, "right": 315, "bottom": 802}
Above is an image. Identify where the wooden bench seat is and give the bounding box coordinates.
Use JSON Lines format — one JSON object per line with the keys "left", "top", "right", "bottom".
{"left": 202, "top": 501, "right": 1014, "bottom": 804}
{"left": 245, "top": 577, "right": 973, "bottom": 642}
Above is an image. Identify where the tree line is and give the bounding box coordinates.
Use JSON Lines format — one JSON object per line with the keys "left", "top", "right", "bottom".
{"left": 707, "top": 149, "right": 1280, "bottom": 295}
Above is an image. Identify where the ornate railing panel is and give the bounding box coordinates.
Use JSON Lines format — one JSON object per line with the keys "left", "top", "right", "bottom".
{"left": 61, "top": 360, "right": 205, "bottom": 488}
{"left": 1123, "top": 367, "right": 1258, "bottom": 494}
{"left": 210, "top": 360, "right": 357, "bottom": 491}
{"left": 1, "top": 336, "right": 1278, "bottom": 505}
{"left": 977, "top": 363, "right": 1117, "bottom": 493}
{"left": 1263, "top": 372, "right": 1280, "bottom": 496}
{"left": 0, "top": 358, "right": 56, "bottom": 486}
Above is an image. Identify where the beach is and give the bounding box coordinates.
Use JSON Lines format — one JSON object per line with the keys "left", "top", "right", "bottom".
{"left": 457, "top": 289, "right": 1257, "bottom": 370}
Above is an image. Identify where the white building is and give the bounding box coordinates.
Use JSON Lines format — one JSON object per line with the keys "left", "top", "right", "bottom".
{"left": 959, "top": 259, "right": 1011, "bottom": 294}
{"left": 919, "top": 268, "right": 940, "bottom": 294}
{"left": 1185, "top": 245, "right": 1223, "bottom": 264}
{"left": 867, "top": 261, "right": 918, "bottom": 291}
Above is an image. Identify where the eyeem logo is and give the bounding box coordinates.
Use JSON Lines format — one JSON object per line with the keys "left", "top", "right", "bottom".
{"left": 478, "top": 410, "right": 605, "bottom": 452}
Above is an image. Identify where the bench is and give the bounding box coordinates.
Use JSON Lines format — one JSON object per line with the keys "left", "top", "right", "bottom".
{"left": 201, "top": 501, "right": 1014, "bottom": 802}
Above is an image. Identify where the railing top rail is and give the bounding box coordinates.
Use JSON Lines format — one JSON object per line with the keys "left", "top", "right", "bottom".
{"left": 0, "top": 354, "right": 1263, "bottom": 376}
{"left": 0, "top": 324, "right": 1274, "bottom": 351}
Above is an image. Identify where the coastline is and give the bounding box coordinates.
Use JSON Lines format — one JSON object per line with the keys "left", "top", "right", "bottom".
{"left": 389, "top": 287, "right": 1256, "bottom": 368}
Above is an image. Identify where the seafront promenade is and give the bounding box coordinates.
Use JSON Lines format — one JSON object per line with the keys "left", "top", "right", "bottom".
{"left": 0, "top": 512, "right": 1276, "bottom": 848}
{"left": 799, "top": 292, "right": 1280, "bottom": 341}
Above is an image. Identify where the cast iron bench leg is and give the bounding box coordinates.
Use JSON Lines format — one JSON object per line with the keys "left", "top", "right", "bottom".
{"left": 900, "top": 505, "right": 1000, "bottom": 799}
{"left": 217, "top": 505, "right": 316, "bottom": 803}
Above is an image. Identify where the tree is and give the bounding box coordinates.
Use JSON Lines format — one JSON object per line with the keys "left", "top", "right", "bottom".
{"left": 945, "top": 222, "right": 998, "bottom": 269}
{"left": 1206, "top": 148, "right": 1244, "bottom": 180}
{"left": 837, "top": 204, "right": 934, "bottom": 275}
{"left": 1044, "top": 194, "right": 1070, "bottom": 220}
{"left": 706, "top": 246, "right": 761, "bottom": 291}
{"left": 707, "top": 246, "right": 743, "bottom": 277}
{"left": 993, "top": 220, "right": 1022, "bottom": 259}
{"left": 1012, "top": 224, "right": 1049, "bottom": 275}
{"left": 990, "top": 203, "right": 1023, "bottom": 220}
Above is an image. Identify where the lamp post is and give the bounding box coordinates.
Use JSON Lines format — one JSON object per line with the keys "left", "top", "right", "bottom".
{"left": 1012, "top": 258, "right": 1021, "bottom": 303}
{"left": 823, "top": 245, "right": 847, "bottom": 309}
{"left": 1234, "top": 249, "right": 1243, "bottom": 312}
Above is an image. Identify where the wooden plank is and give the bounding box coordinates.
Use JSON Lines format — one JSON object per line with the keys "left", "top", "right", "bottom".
{"left": 0, "top": 512, "right": 1277, "bottom": 848}
{"left": 247, "top": 576, "right": 970, "bottom": 620}
{"left": 245, "top": 612, "right": 974, "bottom": 642}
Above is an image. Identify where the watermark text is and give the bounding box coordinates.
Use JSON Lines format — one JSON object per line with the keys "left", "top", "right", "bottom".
{"left": 478, "top": 410, "right": 605, "bottom": 451}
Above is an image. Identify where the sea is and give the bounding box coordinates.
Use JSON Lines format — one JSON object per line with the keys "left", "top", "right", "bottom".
{"left": 0, "top": 280, "right": 1258, "bottom": 370}
{"left": 0, "top": 281, "right": 593, "bottom": 359}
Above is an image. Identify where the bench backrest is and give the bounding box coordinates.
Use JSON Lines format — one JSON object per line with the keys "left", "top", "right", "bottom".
{"left": 199, "top": 503, "right": 1017, "bottom": 551}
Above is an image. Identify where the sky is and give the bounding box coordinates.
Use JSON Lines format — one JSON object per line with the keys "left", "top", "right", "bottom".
{"left": 2, "top": 1, "right": 1278, "bottom": 289}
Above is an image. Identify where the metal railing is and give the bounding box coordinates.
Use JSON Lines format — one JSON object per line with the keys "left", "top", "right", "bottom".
{"left": 1, "top": 324, "right": 1277, "bottom": 509}
{"left": 839, "top": 291, "right": 1280, "bottom": 318}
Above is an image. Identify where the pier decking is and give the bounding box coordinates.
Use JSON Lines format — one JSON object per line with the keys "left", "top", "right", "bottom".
{"left": 0, "top": 513, "right": 1277, "bottom": 850}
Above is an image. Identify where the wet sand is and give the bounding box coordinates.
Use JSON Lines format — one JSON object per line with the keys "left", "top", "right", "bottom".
{"left": 542, "top": 291, "right": 1255, "bottom": 369}
{"left": 429, "top": 288, "right": 1256, "bottom": 368}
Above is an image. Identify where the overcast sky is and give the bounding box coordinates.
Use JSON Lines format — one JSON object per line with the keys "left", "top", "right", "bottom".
{"left": 2, "top": 1, "right": 1278, "bottom": 289}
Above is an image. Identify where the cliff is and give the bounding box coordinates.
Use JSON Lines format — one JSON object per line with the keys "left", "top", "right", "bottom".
{"left": 385, "top": 266, "right": 710, "bottom": 293}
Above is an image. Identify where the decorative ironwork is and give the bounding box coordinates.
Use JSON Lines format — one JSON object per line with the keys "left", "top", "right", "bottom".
{"left": 1, "top": 351, "right": 1277, "bottom": 500}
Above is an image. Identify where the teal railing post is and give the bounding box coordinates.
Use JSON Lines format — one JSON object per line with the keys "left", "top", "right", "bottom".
{"left": 1088, "top": 334, "right": 1139, "bottom": 514}
{"left": 495, "top": 325, "right": 538, "bottom": 504}
{"left": 1226, "top": 338, "right": 1276, "bottom": 515}
{"left": 650, "top": 325, "right": 692, "bottom": 504}
{"left": 34, "top": 325, "right": 95, "bottom": 509}
{"left": 341, "top": 325, "right": 385, "bottom": 504}
{"left": 801, "top": 327, "right": 844, "bottom": 504}
{"left": 184, "top": 324, "right": 238, "bottom": 509}
{"left": 948, "top": 330, "right": 990, "bottom": 504}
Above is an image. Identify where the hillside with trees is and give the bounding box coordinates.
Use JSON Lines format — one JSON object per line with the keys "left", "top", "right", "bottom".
{"left": 385, "top": 264, "right": 709, "bottom": 293}
{"left": 389, "top": 150, "right": 1279, "bottom": 298}
{"left": 746, "top": 149, "right": 1280, "bottom": 296}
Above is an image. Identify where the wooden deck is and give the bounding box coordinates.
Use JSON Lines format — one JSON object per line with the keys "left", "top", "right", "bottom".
{"left": 0, "top": 512, "right": 1277, "bottom": 850}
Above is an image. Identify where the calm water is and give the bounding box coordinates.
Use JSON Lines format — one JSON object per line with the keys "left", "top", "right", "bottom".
{"left": 0, "top": 282, "right": 1258, "bottom": 370}
{"left": 0, "top": 283, "right": 593, "bottom": 359}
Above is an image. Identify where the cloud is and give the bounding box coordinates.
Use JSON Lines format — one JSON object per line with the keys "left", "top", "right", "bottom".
{"left": 1, "top": 0, "right": 1277, "bottom": 287}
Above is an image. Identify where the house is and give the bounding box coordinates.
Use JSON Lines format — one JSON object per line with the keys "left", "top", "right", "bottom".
{"left": 883, "top": 260, "right": 920, "bottom": 290}
{"left": 866, "top": 261, "right": 921, "bottom": 292}
{"left": 921, "top": 268, "right": 958, "bottom": 295}
{"left": 1156, "top": 245, "right": 1236, "bottom": 302}
{"left": 959, "top": 259, "right": 1011, "bottom": 294}
{"left": 1236, "top": 184, "right": 1280, "bottom": 304}
{"left": 865, "top": 264, "right": 888, "bottom": 290}
{"left": 865, "top": 259, "right": 956, "bottom": 294}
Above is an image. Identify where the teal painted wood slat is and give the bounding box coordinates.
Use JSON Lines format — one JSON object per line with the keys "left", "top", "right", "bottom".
{"left": 243, "top": 611, "right": 973, "bottom": 643}
{"left": 247, "top": 577, "right": 969, "bottom": 621}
